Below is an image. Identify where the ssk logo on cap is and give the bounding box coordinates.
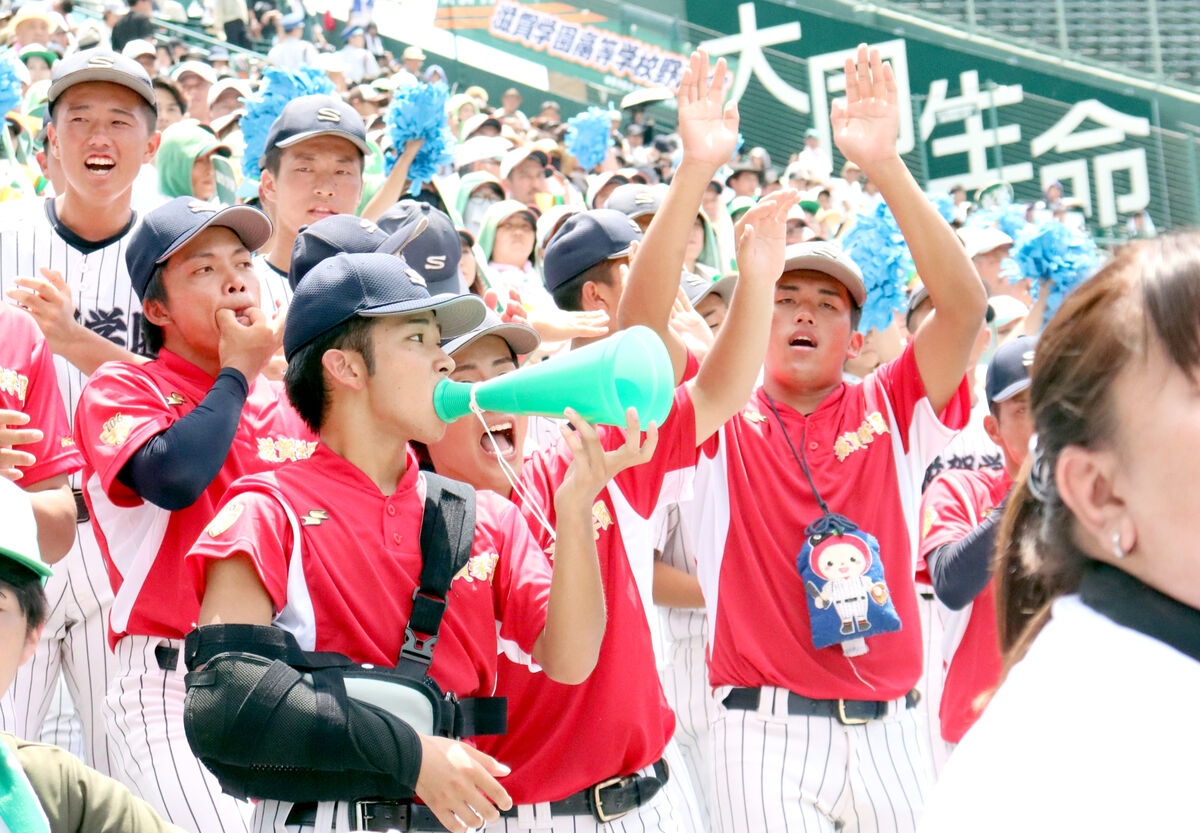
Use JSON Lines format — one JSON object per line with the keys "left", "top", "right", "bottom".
{"left": 407, "top": 268, "right": 427, "bottom": 288}
{"left": 1022, "top": 350, "right": 1035, "bottom": 368}
{"left": 188, "top": 200, "right": 215, "bottom": 214}
{"left": 87, "top": 55, "right": 116, "bottom": 68}
{"left": 316, "top": 108, "right": 342, "bottom": 123}
{"left": 359, "top": 218, "right": 378, "bottom": 232}
{"left": 634, "top": 193, "right": 656, "bottom": 205}
{"left": 425, "top": 255, "right": 446, "bottom": 271}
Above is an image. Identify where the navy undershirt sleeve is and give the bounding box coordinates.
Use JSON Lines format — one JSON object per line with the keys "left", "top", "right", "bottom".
{"left": 117, "top": 368, "right": 249, "bottom": 511}
{"left": 927, "top": 501, "right": 1006, "bottom": 611}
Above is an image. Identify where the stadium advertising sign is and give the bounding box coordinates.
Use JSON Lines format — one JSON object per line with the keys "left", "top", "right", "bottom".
{"left": 686, "top": 1, "right": 1186, "bottom": 231}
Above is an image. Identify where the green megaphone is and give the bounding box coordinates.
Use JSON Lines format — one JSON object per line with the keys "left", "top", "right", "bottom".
{"left": 434, "top": 325, "right": 675, "bottom": 428}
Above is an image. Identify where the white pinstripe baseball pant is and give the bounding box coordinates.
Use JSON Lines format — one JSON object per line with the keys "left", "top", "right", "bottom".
{"left": 708, "top": 686, "right": 933, "bottom": 833}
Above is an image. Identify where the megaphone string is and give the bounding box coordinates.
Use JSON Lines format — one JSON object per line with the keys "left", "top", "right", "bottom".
{"left": 468, "top": 387, "right": 558, "bottom": 543}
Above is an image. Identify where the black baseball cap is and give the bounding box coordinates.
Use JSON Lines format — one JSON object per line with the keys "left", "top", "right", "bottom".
{"left": 47, "top": 48, "right": 157, "bottom": 112}
{"left": 542, "top": 209, "right": 642, "bottom": 292}
{"left": 288, "top": 214, "right": 393, "bottom": 289}
{"left": 375, "top": 201, "right": 464, "bottom": 295}
{"left": 985, "top": 335, "right": 1036, "bottom": 405}
{"left": 260, "top": 95, "right": 371, "bottom": 168}
{"left": 284, "top": 252, "right": 485, "bottom": 359}
{"left": 606, "top": 183, "right": 665, "bottom": 220}
{"left": 126, "top": 197, "right": 272, "bottom": 300}
{"left": 441, "top": 308, "right": 540, "bottom": 357}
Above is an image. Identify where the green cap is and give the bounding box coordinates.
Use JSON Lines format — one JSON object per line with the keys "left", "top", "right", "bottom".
{"left": 0, "top": 479, "right": 52, "bottom": 583}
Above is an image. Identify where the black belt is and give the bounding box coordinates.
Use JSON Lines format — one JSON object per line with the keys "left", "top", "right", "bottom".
{"left": 723, "top": 687, "right": 920, "bottom": 725}
{"left": 499, "top": 759, "right": 668, "bottom": 824}
{"left": 286, "top": 800, "right": 446, "bottom": 831}
{"left": 73, "top": 488, "right": 89, "bottom": 524}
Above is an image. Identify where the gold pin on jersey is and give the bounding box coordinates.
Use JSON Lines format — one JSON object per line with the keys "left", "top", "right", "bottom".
{"left": 301, "top": 509, "right": 329, "bottom": 526}
{"left": 166, "top": 392, "right": 186, "bottom": 406}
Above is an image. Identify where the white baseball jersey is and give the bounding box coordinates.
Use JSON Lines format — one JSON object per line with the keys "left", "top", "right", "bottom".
{"left": 0, "top": 195, "right": 144, "bottom": 776}
{"left": 252, "top": 254, "right": 293, "bottom": 318}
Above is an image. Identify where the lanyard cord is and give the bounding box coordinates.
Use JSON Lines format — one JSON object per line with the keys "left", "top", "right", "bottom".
{"left": 763, "top": 391, "right": 857, "bottom": 538}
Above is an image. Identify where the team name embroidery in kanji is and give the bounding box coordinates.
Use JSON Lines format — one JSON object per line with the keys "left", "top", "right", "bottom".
{"left": 545, "top": 500, "right": 615, "bottom": 561}
{"left": 0, "top": 367, "right": 29, "bottom": 403}
{"left": 833, "top": 412, "right": 890, "bottom": 462}
{"left": 453, "top": 551, "right": 499, "bottom": 585}
{"left": 257, "top": 437, "right": 318, "bottom": 462}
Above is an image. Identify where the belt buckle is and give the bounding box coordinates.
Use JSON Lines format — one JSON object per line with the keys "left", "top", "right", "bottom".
{"left": 837, "top": 698, "right": 870, "bottom": 726}
{"left": 591, "top": 776, "right": 633, "bottom": 823}
{"left": 354, "top": 800, "right": 397, "bottom": 831}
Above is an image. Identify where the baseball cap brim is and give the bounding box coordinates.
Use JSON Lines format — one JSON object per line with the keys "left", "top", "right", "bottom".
{"left": 696, "top": 273, "right": 737, "bottom": 305}
{"left": 47, "top": 68, "right": 157, "bottom": 109}
{"left": 359, "top": 293, "right": 486, "bottom": 341}
{"left": 781, "top": 251, "right": 867, "bottom": 307}
{"left": 442, "top": 319, "right": 540, "bottom": 357}
{"left": 990, "top": 377, "right": 1031, "bottom": 403}
{"left": 0, "top": 543, "right": 53, "bottom": 579}
{"left": 275, "top": 129, "right": 372, "bottom": 157}
{"left": 156, "top": 205, "right": 273, "bottom": 268}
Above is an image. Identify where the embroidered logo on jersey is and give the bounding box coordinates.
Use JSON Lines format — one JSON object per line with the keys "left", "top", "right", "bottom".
{"left": 99, "top": 413, "right": 134, "bottom": 447}
{"left": 60, "top": 436, "right": 75, "bottom": 447}
{"left": 591, "top": 500, "right": 613, "bottom": 541}
{"left": 316, "top": 107, "right": 342, "bottom": 123}
{"left": 165, "top": 392, "right": 186, "bottom": 406}
{"left": 301, "top": 509, "right": 329, "bottom": 526}
{"left": 453, "top": 551, "right": 499, "bottom": 584}
{"left": 257, "top": 437, "right": 318, "bottom": 463}
{"left": 741, "top": 407, "right": 767, "bottom": 424}
{"left": 0, "top": 367, "right": 29, "bottom": 404}
{"left": 922, "top": 506, "right": 936, "bottom": 539}
{"left": 206, "top": 499, "right": 244, "bottom": 537}
{"left": 833, "top": 411, "right": 889, "bottom": 462}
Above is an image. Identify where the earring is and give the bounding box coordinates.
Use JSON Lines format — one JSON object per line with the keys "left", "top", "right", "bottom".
{"left": 1111, "top": 530, "right": 1127, "bottom": 560}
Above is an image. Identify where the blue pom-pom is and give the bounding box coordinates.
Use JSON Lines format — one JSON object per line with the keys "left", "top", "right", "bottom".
{"left": 966, "top": 204, "right": 1029, "bottom": 240}
{"left": 240, "top": 67, "right": 336, "bottom": 181}
{"left": 730, "top": 132, "right": 745, "bottom": 163}
{"left": 385, "top": 81, "right": 455, "bottom": 195}
{"left": 564, "top": 106, "right": 614, "bottom": 171}
{"left": 1013, "top": 221, "right": 1101, "bottom": 319}
{"left": 928, "top": 192, "right": 956, "bottom": 225}
{"left": 0, "top": 50, "right": 22, "bottom": 118}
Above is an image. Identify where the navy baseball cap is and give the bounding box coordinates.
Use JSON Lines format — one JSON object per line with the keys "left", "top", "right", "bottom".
{"left": 47, "top": 48, "right": 156, "bottom": 112}
{"left": 260, "top": 95, "right": 371, "bottom": 167}
{"left": 606, "top": 183, "right": 665, "bottom": 220}
{"left": 542, "top": 209, "right": 642, "bottom": 292}
{"left": 985, "top": 335, "right": 1036, "bottom": 405}
{"left": 288, "top": 214, "right": 393, "bottom": 289}
{"left": 441, "top": 309, "right": 540, "bottom": 357}
{"left": 375, "top": 201, "right": 464, "bottom": 296}
{"left": 284, "top": 252, "right": 486, "bottom": 359}
{"left": 126, "top": 197, "right": 273, "bottom": 300}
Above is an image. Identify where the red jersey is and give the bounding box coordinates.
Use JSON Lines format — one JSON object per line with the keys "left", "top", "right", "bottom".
{"left": 187, "top": 445, "right": 553, "bottom": 698}
{"left": 0, "top": 305, "right": 83, "bottom": 484}
{"left": 682, "top": 342, "right": 969, "bottom": 699}
{"left": 476, "top": 386, "right": 697, "bottom": 803}
{"left": 919, "top": 466, "right": 1010, "bottom": 743}
{"left": 73, "top": 349, "right": 315, "bottom": 647}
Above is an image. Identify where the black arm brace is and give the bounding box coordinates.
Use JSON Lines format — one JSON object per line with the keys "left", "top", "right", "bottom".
{"left": 181, "top": 474, "right": 506, "bottom": 803}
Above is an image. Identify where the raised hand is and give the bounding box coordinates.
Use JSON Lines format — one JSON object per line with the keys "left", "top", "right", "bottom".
{"left": 414, "top": 735, "right": 512, "bottom": 833}
{"left": 554, "top": 407, "right": 658, "bottom": 512}
{"left": 830, "top": 44, "right": 900, "bottom": 172}
{"left": 736, "top": 188, "right": 802, "bottom": 284}
{"left": 7, "top": 268, "right": 81, "bottom": 355}
{"left": 669, "top": 286, "right": 715, "bottom": 357}
{"left": 676, "top": 49, "right": 741, "bottom": 173}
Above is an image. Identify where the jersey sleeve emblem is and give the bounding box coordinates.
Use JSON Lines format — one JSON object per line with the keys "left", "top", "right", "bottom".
{"left": 922, "top": 506, "right": 935, "bottom": 539}
{"left": 99, "top": 413, "right": 135, "bottom": 447}
{"left": 453, "top": 551, "right": 499, "bottom": 584}
{"left": 0, "top": 367, "right": 30, "bottom": 404}
{"left": 205, "top": 499, "right": 245, "bottom": 538}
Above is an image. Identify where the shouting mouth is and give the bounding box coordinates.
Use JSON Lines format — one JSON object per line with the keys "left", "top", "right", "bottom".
{"left": 480, "top": 420, "right": 517, "bottom": 459}
{"left": 84, "top": 155, "right": 117, "bottom": 175}
{"left": 789, "top": 334, "right": 818, "bottom": 350}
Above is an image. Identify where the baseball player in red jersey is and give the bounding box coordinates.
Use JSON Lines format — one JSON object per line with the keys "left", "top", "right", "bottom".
{"left": 0, "top": 304, "right": 82, "bottom": 562}
{"left": 188, "top": 251, "right": 654, "bottom": 833}
{"left": 73, "top": 197, "right": 312, "bottom": 833}
{"left": 418, "top": 192, "right": 792, "bottom": 833}
{"left": 918, "top": 336, "right": 1034, "bottom": 745}
{"left": 619, "top": 47, "right": 987, "bottom": 833}
{"left": 0, "top": 49, "right": 161, "bottom": 777}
